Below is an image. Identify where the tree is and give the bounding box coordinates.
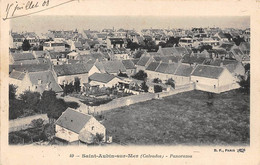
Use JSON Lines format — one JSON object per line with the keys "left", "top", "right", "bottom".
{"left": 74, "top": 77, "right": 81, "bottom": 93}
{"left": 9, "top": 84, "right": 17, "bottom": 99}
{"left": 233, "top": 36, "right": 245, "bottom": 46}
{"left": 154, "top": 85, "right": 162, "bottom": 93}
{"left": 9, "top": 99, "right": 24, "bottom": 119}
{"left": 141, "top": 81, "right": 149, "bottom": 92}
{"left": 93, "top": 133, "right": 104, "bottom": 145}
{"left": 165, "top": 78, "right": 175, "bottom": 89}
{"left": 153, "top": 78, "right": 162, "bottom": 83}
{"left": 22, "top": 39, "right": 31, "bottom": 51}
{"left": 238, "top": 73, "right": 250, "bottom": 95}
{"left": 132, "top": 70, "right": 147, "bottom": 81}
{"left": 166, "top": 37, "right": 180, "bottom": 47}
{"left": 30, "top": 118, "right": 44, "bottom": 128}
{"left": 19, "top": 91, "right": 41, "bottom": 113}
{"left": 118, "top": 71, "right": 128, "bottom": 78}
{"left": 199, "top": 45, "right": 212, "bottom": 52}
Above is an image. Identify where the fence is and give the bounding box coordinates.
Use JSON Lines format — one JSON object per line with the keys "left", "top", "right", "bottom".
{"left": 86, "top": 83, "right": 195, "bottom": 115}
{"left": 9, "top": 114, "right": 48, "bottom": 132}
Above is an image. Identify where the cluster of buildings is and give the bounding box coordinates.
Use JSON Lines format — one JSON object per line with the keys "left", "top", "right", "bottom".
{"left": 9, "top": 26, "right": 250, "bottom": 144}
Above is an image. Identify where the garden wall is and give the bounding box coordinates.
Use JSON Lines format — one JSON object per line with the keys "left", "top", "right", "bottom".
{"left": 86, "top": 83, "right": 195, "bottom": 115}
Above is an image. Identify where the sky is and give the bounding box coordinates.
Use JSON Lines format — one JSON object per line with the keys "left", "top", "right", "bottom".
{"left": 10, "top": 15, "right": 250, "bottom": 34}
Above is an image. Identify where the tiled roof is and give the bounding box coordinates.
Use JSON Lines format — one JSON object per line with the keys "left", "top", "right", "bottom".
{"left": 56, "top": 108, "right": 92, "bottom": 134}
{"left": 74, "top": 41, "right": 83, "bottom": 48}
{"left": 155, "top": 62, "right": 169, "bottom": 73}
{"left": 146, "top": 62, "right": 160, "bottom": 71}
{"left": 182, "top": 54, "right": 206, "bottom": 64}
{"left": 28, "top": 71, "right": 63, "bottom": 93}
{"left": 53, "top": 63, "right": 93, "bottom": 76}
{"left": 89, "top": 73, "right": 116, "bottom": 83}
{"left": 191, "top": 65, "right": 224, "bottom": 79}
{"left": 174, "top": 64, "right": 194, "bottom": 77}
{"left": 102, "top": 61, "right": 126, "bottom": 73}
{"left": 12, "top": 52, "right": 36, "bottom": 61}
{"left": 161, "top": 56, "right": 181, "bottom": 63}
{"left": 158, "top": 47, "right": 179, "bottom": 56}
{"left": 136, "top": 56, "right": 150, "bottom": 66}
{"left": 9, "top": 64, "right": 50, "bottom": 73}
{"left": 9, "top": 70, "right": 26, "bottom": 80}
{"left": 165, "top": 63, "right": 179, "bottom": 74}
{"left": 122, "top": 60, "right": 136, "bottom": 70}
{"left": 131, "top": 59, "right": 140, "bottom": 65}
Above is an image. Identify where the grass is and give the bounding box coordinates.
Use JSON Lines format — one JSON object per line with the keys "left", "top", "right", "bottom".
{"left": 101, "top": 89, "right": 250, "bottom": 146}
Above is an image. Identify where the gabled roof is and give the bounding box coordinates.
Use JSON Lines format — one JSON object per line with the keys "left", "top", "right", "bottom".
{"left": 174, "top": 64, "right": 194, "bottom": 77}
{"left": 131, "top": 59, "right": 140, "bottom": 65}
{"left": 158, "top": 47, "right": 179, "bottom": 56}
{"left": 11, "top": 52, "right": 36, "bottom": 61}
{"left": 9, "top": 70, "right": 26, "bottom": 80}
{"left": 56, "top": 108, "right": 92, "bottom": 134}
{"left": 191, "top": 65, "right": 225, "bottom": 79}
{"left": 136, "top": 56, "right": 151, "bottom": 66}
{"left": 89, "top": 73, "right": 116, "bottom": 83}
{"left": 182, "top": 54, "right": 206, "bottom": 64}
{"left": 122, "top": 60, "right": 136, "bottom": 70}
{"left": 155, "top": 62, "right": 169, "bottom": 73}
{"left": 74, "top": 41, "right": 83, "bottom": 48}
{"left": 165, "top": 63, "right": 179, "bottom": 74}
{"left": 175, "top": 47, "right": 189, "bottom": 55}
{"left": 53, "top": 63, "right": 93, "bottom": 76}
{"left": 28, "top": 71, "right": 63, "bottom": 93}
{"left": 101, "top": 61, "right": 126, "bottom": 73}
{"left": 146, "top": 62, "right": 160, "bottom": 71}
{"left": 9, "top": 64, "right": 50, "bottom": 73}
{"left": 161, "top": 56, "right": 181, "bottom": 63}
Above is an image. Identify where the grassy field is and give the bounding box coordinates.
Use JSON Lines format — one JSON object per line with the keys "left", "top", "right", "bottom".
{"left": 101, "top": 89, "right": 250, "bottom": 146}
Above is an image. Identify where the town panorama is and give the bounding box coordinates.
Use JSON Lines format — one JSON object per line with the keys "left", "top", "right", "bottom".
{"left": 9, "top": 20, "right": 250, "bottom": 146}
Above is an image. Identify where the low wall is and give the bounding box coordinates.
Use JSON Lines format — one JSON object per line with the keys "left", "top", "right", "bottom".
{"left": 9, "top": 114, "right": 48, "bottom": 132}
{"left": 87, "top": 83, "right": 195, "bottom": 115}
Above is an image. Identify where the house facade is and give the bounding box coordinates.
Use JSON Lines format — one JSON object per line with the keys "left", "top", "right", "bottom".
{"left": 55, "top": 108, "right": 106, "bottom": 143}
{"left": 191, "top": 65, "right": 239, "bottom": 93}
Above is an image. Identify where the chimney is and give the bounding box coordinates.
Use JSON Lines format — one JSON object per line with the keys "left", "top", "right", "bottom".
{"left": 159, "top": 46, "right": 162, "bottom": 50}
{"left": 220, "top": 62, "right": 223, "bottom": 67}
{"left": 38, "top": 79, "right": 42, "bottom": 85}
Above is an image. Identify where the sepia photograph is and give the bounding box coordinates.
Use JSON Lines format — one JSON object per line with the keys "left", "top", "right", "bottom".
{"left": 1, "top": 0, "right": 260, "bottom": 165}
{"left": 8, "top": 15, "right": 250, "bottom": 146}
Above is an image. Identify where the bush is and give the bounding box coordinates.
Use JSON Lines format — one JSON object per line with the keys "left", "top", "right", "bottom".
{"left": 154, "top": 85, "right": 163, "bottom": 93}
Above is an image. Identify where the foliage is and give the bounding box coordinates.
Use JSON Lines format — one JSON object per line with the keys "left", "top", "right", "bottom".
{"left": 166, "top": 37, "right": 180, "bottom": 47}
{"left": 22, "top": 39, "right": 31, "bottom": 51}
{"left": 238, "top": 73, "right": 250, "bottom": 95}
{"left": 118, "top": 72, "right": 128, "bottom": 78}
{"left": 66, "top": 101, "right": 80, "bottom": 109}
{"left": 127, "top": 41, "right": 141, "bottom": 51}
{"left": 165, "top": 78, "right": 175, "bottom": 89}
{"left": 74, "top": 77, "right": 81, "bottom": 93}
{"left": 141, "top": 81, "right": 149, "bottom": 92}
{"left": 199, "top": 45, "right": 212, "bottom": 52}
{"left": 233, "top": 36, "right": 245, "bottom": 46}
{"left": 154, "top": 85, "right": 163, "bottom": 93}
{"left": 30, "top": 118, "right": 44, "bottom": 128}
{"left": 132, "top": 70, "right": 147, "bottom": 81}
{"left": 19, "top": 91, "right": 41, "bottom": 113}
{"left": 244, "top": 63, "right": 250, "bottom": 73}
{"left": 9, "top": 84, "right": 17, "bottom": 99}
{"left": 133, "top": 50, "right": 145, "bottom": 59}
{"left": 9, "top": 99, "right": 24, "bottom": 120}
{"left": 93, "top": 133, "right": 104, "bottom": 145}
{"left": 153, "top": 78, "right": 162, "bottom": 84}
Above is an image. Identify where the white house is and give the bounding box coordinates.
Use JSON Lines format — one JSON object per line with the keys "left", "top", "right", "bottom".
{"left": 191, "top": 64, "right": 239, "bottom": 93}
{"left": 88, "top": 73, "right": 123, "bottom": 88}
{"left": 43, "top": 41, "right": 65, "bottom": 52}
{"left": 55, "top": 108, "right": 106, "bottom": 144}
{"left": 53, "top": 63, "right": 101, "bottom": 86}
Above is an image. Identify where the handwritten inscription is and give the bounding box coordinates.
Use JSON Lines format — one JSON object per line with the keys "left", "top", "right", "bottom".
{"left": 4, "top": 0, "right": 50, "bottom": 20}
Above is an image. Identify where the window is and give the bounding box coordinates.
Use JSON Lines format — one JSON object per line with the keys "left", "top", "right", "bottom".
{"left": 91, "top": 126, "right": 94, "bottom": 130}
{"left": 196, "top": 80, "right": 199, "bottom": 83}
